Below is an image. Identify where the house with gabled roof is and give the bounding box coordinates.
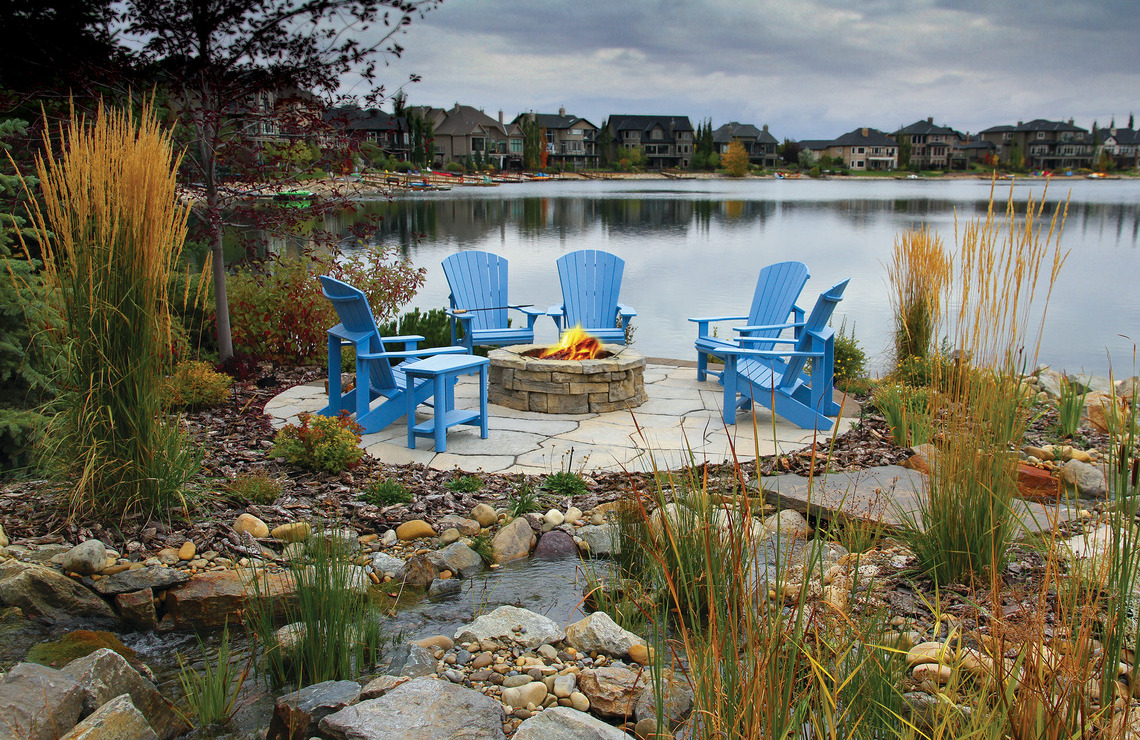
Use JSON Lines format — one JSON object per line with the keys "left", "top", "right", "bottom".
{"left": 1098, "top": 126, "right": 1140, "bottom": 169}
{"left": 979, "top": 119, "right": 1093, "bottom": 170}
{"left": 603, "top": 114, "right": 695, "bottom": 169}
{"left": 712, "top": 122, "right": 779, "bottom": 168}
{"left": 324, "top": 106, "right": 410, "bottom": 161}
{"left": 511, "top": 108, "right": 598, "bottom": 170}
{"left": 420, "top": 103, "right": 525, "bottom": 169}
{"left": 895, "top": 118, "right": 967, "bottom": 169}
{"left": 824, "top": 127, "right": 898, "bottom": 170}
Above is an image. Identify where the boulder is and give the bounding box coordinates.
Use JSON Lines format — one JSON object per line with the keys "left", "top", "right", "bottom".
{"left": 395, "top": 555, "right": 438, "bottom": 589}
{"left": 89, "top": 565, "right": 189, "bottom": 597}
{"left": 163, "top": 569, "right": 295, "bottom": 629}
{"left": 633, "top": 669, "right": 694, "bottom": 729}
{"left": 0, "top": 663, "right": 84, "bottom": 740}
{"left": 370, "top": 552, "right": 404, "bottom": 577}
{"left": 1059, "top": 459, "right": 1107, "bottom": 498}
{"left": 383, "top": 643, "right": 438, "bottom": 679}
{"left": 61, "top": 648, "right": 188, "bottom": 740}
{"left": 564, "top": 611, "right": 646, "bottom": 658}
{"left": 61, "top": 540, "right": 107, "bottom": 576}
{"left": 471, "top": 503, "right": 497, "bottom": 528}
{"left": 532, "top": 530, "right": 578, "bottom": 559}
{"left": 115, "top": 588, "right": 157, "bottom": 631}
{"left": 428, "top": 543, "right": 484, "bottom": 578}
{"left": 491, "top": 517, "right": 535, "bottom": 564}
{"left": 576, "top": 665, "right": 649, "bottom": 719}
{"left": 454, "top": 605, "right": 564, "bottom": 650}
{"left": 438, "top": 515, "right": 481, "bottom": 536}
{"left": 58, "top": 693, "right": 157, "bottom": 740}
{"left": 577, "top": 524, "right": 620, "bottom": 558}
{"left": 762, "top": 509, "right": 811, "bottom": 539}
{"left": 395, "top": 520, "right": 435, "bottom": 541}
{"left": 319, "top": 677, "right": 506, "bottom": 740}
{"left": 0, "top": 560, "right": 117, "bottom": 625}
{"left": 514, "top": 705, "right": 627, "bottom": 739}
{"left": 267, "top": 680, "right": 361, "bottom": 740}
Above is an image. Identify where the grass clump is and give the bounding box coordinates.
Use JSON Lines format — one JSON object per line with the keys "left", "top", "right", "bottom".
{"left": 872, "top": 383, "right": 933, "bottom": 447}
{"left": 887, "top": 225, "right": 950, "bottom": 375}
{"left": 507, "top": 479, "right": 540, "bottom": 516}
{"left": 542, "top": 470, "right": 588, "bottom": 497}
{"left": 177, "top": 622, "right": 248, "bottom": 730}
{"left": 469, "top": 533, "right": 494, "bottom": 564}
{"left": 1056, "top": 374, "right": 1089, "bottom": 438}
{"left": 162, "top": 360, "right": 233, "bottom": 409}
{"left": 22, "top": 101, "right": 203, "bottom": 520}
{"left": 446, "top": 474, "right": 483, "bottom": 493}
{"left": 362, "top": 479, "right": 413, "bottom": 506}
{"left": 224, "top": 473, "right": 281, "bottom": 505}
{"left": 268, "top": 412, "right": 363, "bottom": 473}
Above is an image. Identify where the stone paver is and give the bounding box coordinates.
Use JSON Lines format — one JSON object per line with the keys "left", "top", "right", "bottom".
{"left": 265, "top": 361, "right": 856, "bottom": 474}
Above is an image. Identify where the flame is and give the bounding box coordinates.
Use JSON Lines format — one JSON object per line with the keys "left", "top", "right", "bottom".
{"left": 541, "top": 325, "right": 602, "bottom": 360}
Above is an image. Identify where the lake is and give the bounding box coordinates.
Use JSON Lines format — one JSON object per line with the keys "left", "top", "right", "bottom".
{"left": 326, "top": 177, "right": 1138, "bottom": 377}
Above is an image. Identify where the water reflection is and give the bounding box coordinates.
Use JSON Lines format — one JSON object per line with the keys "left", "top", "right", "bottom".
{"left": 257, "top": 179, "right": 1138, "bottom": 376}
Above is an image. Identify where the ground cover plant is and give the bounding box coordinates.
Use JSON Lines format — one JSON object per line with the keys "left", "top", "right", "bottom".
{"left": 268, "top": 412, "right": 364, "bottom": 473}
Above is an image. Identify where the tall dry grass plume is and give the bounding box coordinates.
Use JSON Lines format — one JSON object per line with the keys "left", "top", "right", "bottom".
{"left": 18, "top": 101, "right": 201, "bottom": 519}
{"left": 887, "top": 225, "right": 950, "bottom": 370}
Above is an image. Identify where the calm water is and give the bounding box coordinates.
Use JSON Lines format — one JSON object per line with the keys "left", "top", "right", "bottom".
{"left": 325, "top": 178, "right": 1138, "bottom": 377}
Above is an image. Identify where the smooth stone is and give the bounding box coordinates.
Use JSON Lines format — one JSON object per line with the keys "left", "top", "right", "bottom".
{"left": 471, "top": 503, "right": 497, "bottom": 528}
{"left": 155, "top": 549, "right": 179, "bottom": 566}
{"left": 90, "top": 565, "right": 189, "bottom": 596}
{"left": 762, "top": 509, "right": 812, "bottom": 538}
{"left": 0, "top": 525, "right": 7, "bottom": 548}
{"left": 503, "top": 674, "right": 533, "bottom": 688}
{"left": 0, "top": 560, "right": 118, "bottom": 624}
{"left": 563, "top": 507, "right": 583, "bottom": 525}
{"left": 61, "top": 648, "right": 189, "bottom": 740}
{"left": 438, "top": 515, "right": 481, "bottom": 536}
{"left": 492, "top": 517, "right": 536, "bottom": 564}
{"left": 0, "top": 663, "right": 84, "bottom": 740}
{"left": 427, "top": 542, "right": 484, "bottom": 578}
{"left": 411, "top": 635, "right": 455, "bottom": 652}
{"left": 59, "top": 693, "right": 158, "bottom": 740}
{"left": 532, "top": 530, "right": 578, "bottom": 559}
{"left": 61, "top": 540, "right": 107, "bottom": 576}
{"left": 396, "top": 520, "right": 436, "bottom": 541}
{"left": 552, "top": 674, "right": 576, "bottom": 698}
{"left": 1059, "top": 459, "right": 1107, "bottom": 498}
{"left": 544, "top": 509, "right": 565, "bottom": 526}
{"left": 454, "top": 605, "right": 565, "bottom": 650}
{"left": 381, "top": 529, "right": 398, "bottom": 546}
{"left": 177, "top": 542, "right": 196, "bottom": 561}
{"left": 371, "top": 552, "right": 404, "bottom": 576}
{"left": 576, "top": 524, "right": 620, "bottom": 558}
{"left": 439, "top": 528, "right": 461, "bottom": 545}
{"left": 396, "top": 555, "right": 438, "bottom": 589}
{"left": 513, "top": 705, "right": 627, "bottom": 739}
{"left": 565, "top": 611, "right": 646, "bottom": 658}
{"left": 233, "top": 513, "right": 269, "bottom": 539}
{"left": 569, "top": 691, "right": 591, "bottom": 712}
{"left": 628, "top": 643, "right": 652, "bottom": 666}
{"left": 270, "top": 522, "right": 311, "bottom": 543}
{"left": 501, "top": 680, "right": 547, "bottom": 709}
{"left": 318, "top": 677, "right": 506, "bottom": 740}
{"left": 428, "top": 579, "right": 462, "bottom": 597}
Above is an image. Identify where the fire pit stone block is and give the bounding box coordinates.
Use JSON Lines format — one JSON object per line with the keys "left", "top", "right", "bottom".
{"left": 488, "top": 344, "right": 646, "bottom": 414}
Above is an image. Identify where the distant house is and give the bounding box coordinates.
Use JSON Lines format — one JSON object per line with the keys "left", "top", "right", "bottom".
{"left": 511, "top": 109, "right": 598, "bottom": 170}
{"left": 895, "top": 118, "right": 967, "bottom": 169}
{"left": 324, "top": 106, "right": 410, "bottom": 161}
{"left": 419, "top": 104, "right": 525, "bottom": 169}
{"left": 958, "top": 136, "right": 999, "bottom": 167}
{"left": 1099, "top": 126, "right": 1140, "bottom": 169}
{"left": 978, "top": 119, "right": 1093, "bottom": 170}
{"left": 603, "top": 114, "right": 695, "bottom": 169}
{"left": 824, "top": 127, "right": 898, "bottom": 170}
{"left": 796, "top": 140, "right": 832, "bottom": 164}
{"left": 712, "top": 122, "right": 780, "bottom": 168}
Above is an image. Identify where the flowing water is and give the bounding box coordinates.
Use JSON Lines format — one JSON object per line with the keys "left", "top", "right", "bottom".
{"left": 296, "top": 177, "right": 1140, "bottom": 377}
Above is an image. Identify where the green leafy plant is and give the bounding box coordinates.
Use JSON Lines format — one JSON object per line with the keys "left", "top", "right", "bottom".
{"left": 224, "top": 473, "right": 281, "bottom": 505}
{"left": 378, "top": 307, "right": 452, "bottom": 352}
{"left": 832, "top": 317, "right": 867, "bottom": 386}
{"left": 507, "top": 479, "right": 540, "bottom": 517}
{"left": 541, "top": 470, "right": 588, "bottom": 497}
{"left": 25, "top": 102, "right": 201, "bottom": 519}
{"left": 177, "top": 622, "right": 248, "bottom": 729}
{"left": 269, "top": 412, "right": 363, "bottom": 473}
{"left": 362, "top": 479, "right": 412, "bottom": 506}
{"left": 872, "top": 383, "right": 933, "bottom": 447}
{"left": 162, "top": 360, "right": 233, "bottom": 409}
{"left": 469, "top": 533, "right": 494, "bottom": 564}
{"left": 446, "top": 474, "right": 483, "bottom": 493}
{"left": 1056, "top": 375, "right": 1089, "bottom": 438}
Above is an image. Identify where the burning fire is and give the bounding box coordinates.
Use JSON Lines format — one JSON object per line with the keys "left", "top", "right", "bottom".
{"left": 540, "top": 326, "right": 602, "bottom": 360}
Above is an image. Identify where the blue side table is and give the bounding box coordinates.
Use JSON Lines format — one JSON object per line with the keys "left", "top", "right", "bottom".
{"left": 403, "top": 354, "right": 490, "bottom": 452}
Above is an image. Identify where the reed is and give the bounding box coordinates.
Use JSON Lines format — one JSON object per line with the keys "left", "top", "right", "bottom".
{"left": 1056, "top": 375, "right": 1089, "bottom": 438}
{"left": 887, "top": 225, "right": 951, "bottom": 374}
{"left": 176, "top": 622, "right": 249, "bottom": 730}
{"left": 873, "top": 383, "right": 934, "bottom": 447}
{"left": 18, "top": 101, "right": 201, "bottom": 519}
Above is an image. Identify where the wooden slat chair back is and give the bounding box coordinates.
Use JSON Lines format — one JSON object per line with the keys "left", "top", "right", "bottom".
{"left": 549, "top": 249, "right": 636, "bottom": 344}
{"left": 441, "top": 250, "right": 542, "bottom": 351}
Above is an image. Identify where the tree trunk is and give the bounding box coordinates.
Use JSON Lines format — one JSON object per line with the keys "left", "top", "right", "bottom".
{"left": 196, "top": 85, "right": 233, "bottom": 361}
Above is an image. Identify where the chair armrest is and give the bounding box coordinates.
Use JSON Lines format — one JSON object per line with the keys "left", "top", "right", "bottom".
{"left": 736, "top": 336, "right": 798, "bottom": 346}
{"left": 514, "top": 306, "right": 545, "bottom": 318}
{"left": 359, "top": 346, "right": 467, "bottom": 361}
{"left": 687, "top": 314, "right": 747, "bottom": 323}
{"left": 717, "top": 346, "right": 825, "bottom": 360}
{"left": 732, "top": 321, "right": 805, "bottom": 334}
{"left": 546, "top": 304, "right": 564, "bottom": 316}
{"left": 617, "top": 304, "right": 637, "bottom": 318}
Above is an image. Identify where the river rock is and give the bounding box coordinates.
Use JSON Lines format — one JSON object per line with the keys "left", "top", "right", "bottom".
{"left": 544, "top": 509, "right": 565, "bottom": 527}
{"left": 513, "top": 705, "right": 626, "bottom": 739}
{"left": 576, "top": 665, "right": 648, "bottom": 719}
{"left": 428, "top": 542, "right": 484, "bottom": 578}
{"left": 471, "top": 503, "right": 497, "bottom": 528}
{"left": 396, "top": 555, "right": 438, "bottom": 589}
{"left": 271, "top": 522, "right": 311, "bottom": 543}
{"left": 564, "top": 611, "right": 646, "bottom": 658}
{"left": 1059, "top": 459, "right": 1107, "bottom": 498}
{"left": 0, "top": 560, "right": 117, "bottom": 625}
{"left": 383, "top": 643, "right": 438, "bottom": 679}
{"left": 552, "top": 674, "right": 577, "bottom": 698}
{"left": 90, "top": 565, "right": 190, "bottom": 596}
{"left": 439, "top": 515, "right": 481, "bottom": 536}
{"left": 501, "top": 680, "right": 547, "bottom": 709}
{"left": 359, "top": 675, "right": 409, "bottom": 700}
{"left": 234, "top": 513, "right": 269, "bottom": 539}
{"left": 0, "top": 525, "right": 7, "bottom": 548}
{"left": 577, "top": 524, "right": 619, "bottom": 557}
{"left": 492, "top": 517, "right": 535, "bottom": 563}
{"left": 455, "top": 605, "right": 564, "bottom": 649}
{"left": 0, "top": 662, "right": 84, "bottom": 740}
{"left": 162, "top": 568, "right": 294, "bottom": 629}
{"left": 533, "top": 530, "right": 578, "bottom": 559}
{"left": 371, "top": 551, "right": 404, "bottom": 576}
{"left": 762, "top": 509, "right": 811, "bottom": 539}
{"left": 633, "top": 669, "right": 693, "bottom": 729}
{"left": 61, "top": 648, "right": 188, "bottom": 740}
{"left": 267, "top": 679, "right": 361, "bottom": 740}
{"left": 319, "top": 677, "right": 506, "bottom": 740}
{"left": 177, "top": 541, "right": 196, "bottom": 562}
{"left": 396, "top": 520, "right": 435, "bottom": 540}
{"left": 428, "top": 578, "right": 462, "bottom": 597}
{"left": 59, "top": 693, "right": 158, "bottom": 740}
{"left": 115, "top": 588, "right": 156, "bottom": 631}
{"left": 61, "top": 540, "right": 107, "bottom": 576}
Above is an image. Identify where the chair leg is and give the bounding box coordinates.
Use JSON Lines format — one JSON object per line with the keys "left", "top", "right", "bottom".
{"left": 722, "top": 355, "right": 738, "bottom": 425}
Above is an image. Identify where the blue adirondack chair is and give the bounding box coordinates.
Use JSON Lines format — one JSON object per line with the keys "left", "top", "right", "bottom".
{"left": 317, "top": 275, "right": 467, "bottom": 434}
{"left": 548, "top": 249, "right": 636, "bottom": 344}
{"left": 715, "top": 279, "right": 849, "bottom": 430}
{"left": 441, "top": 250, "right": 544, "bottom": 351}
{"left": 690, "top": 261, "right": 811, "bottom": 383}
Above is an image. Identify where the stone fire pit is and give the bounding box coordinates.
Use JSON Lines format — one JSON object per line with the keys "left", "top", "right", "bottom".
{"left": 487, "top": 344, "right": 647, "bottom": 414}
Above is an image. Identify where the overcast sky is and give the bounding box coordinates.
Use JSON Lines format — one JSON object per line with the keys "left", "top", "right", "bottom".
{"left": 348, "top": 0, "right": 1138, "bottom": 140}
